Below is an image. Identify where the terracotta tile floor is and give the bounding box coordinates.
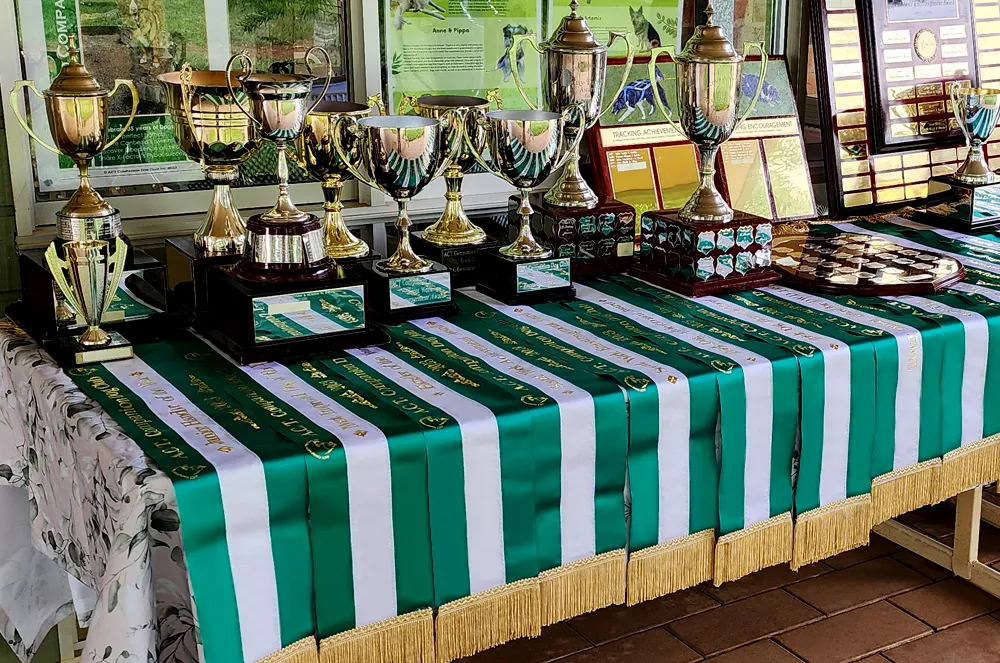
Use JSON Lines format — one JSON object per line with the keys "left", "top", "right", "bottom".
{"left": 461, "top": 503, "right": 1000, "bottom": 663}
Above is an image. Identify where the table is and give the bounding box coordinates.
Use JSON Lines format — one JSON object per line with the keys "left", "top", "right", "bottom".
{"left": 5, "top": 216, "right": 1000, "bottom": 663}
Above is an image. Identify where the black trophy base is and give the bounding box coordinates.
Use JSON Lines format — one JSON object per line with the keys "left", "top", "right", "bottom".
{"left": 914, "top": 175, "right": 1000, "bottom": 233}
{"left": 475, "top": 250, "right": 575, "bottom": 305}
{"left": 44, "top": 331, "right": 134, "bottom": 367}
{"left": 17, "top": 247, "right": 166, "bottom": 343}
{"left": 204, "top": 265, "right": 387, "bottom": 365}
{"left": 629, "top": 264, "right": 781, "bottom": 297}
{"left": 165, "top": 236, "right": 243, "bottom": 322}
{"left": 362, "top": 260, "right": 457, "bottom": 323}
{"left": 411, "top": 231, "right": 502, "bottom": 288}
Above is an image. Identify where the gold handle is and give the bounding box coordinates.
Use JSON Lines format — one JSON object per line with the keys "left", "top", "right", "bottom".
{"left": 44, "top": 243, "right": 83, "bottom": 318}
{"left": 510, "top": 34, "right": 540, "bottom": 110}
{"left": 555, "top": 103, "right": 587, "bottom": 170}
{"left": 103, "top": 79, "right": 140, "bottom": 149}
{"left": 464, "top": 110, "right": 502, "bottom": 178}
{"left": 8, "top": 81, "right": 61, "bottom": 155}
{"left": 103, "top": 237, "right": 129, "bottom": 319}
{"left": 332, "top": 115, "right": 379, "bottom": 190}
{"left": 398, "top": 93, "right": 419, "bottom": 115}
{"left": 303, "top": 46, "right": 333, "bottom": 116}
{"left": 596, "top": 32, "right": 636, "bottom": 125}
{"left": 178, "top": 63, "right": 205, "bottom": 164}
{"left": 366, "top": 93, "right": 387, "bottom": 116}
{"left": 647, "top": 46, "right": 686, "bottom": 139}
{"left": 434, "top": 108, "right": 466, "bottom": 179}
{"left": 735, "top": 43, "right": 769, "bottom": 128}
{"left": 486, "top": 87, "right": 503, "bottom": 110}
{"left": 226, "top": 51, "right": 261, "bottom": 127}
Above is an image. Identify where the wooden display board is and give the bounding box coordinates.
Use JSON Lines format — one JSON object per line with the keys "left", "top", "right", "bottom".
{"left": 810, "top": 0, "right": 1000, "bottom": 217}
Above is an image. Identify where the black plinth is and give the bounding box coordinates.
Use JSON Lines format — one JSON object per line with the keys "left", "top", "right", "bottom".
{"left": 411, "top": 231, "right": 502, "bottom": 288}
{"left": 914, "top": 175, "right": 1000, "bottom": 233}
{"left": 165, "top": 236, "right": 242, "bottom": 321}
{"left": 44, "top": 331, "right": 134, "bottom": 367}
{"left": 630, "top": 209, "right": 781, "bottom": 296}
{"left": 475, "top": 250, "right": 575, "bottom": 305}
{"left": 15, "top": 247, "right": 166, "bottom": 342}
{"left": 204, "top": 264, "right": 387, "bottom": 364}
{"left": 361, "top": 260, "right": 457, "bottom": 323}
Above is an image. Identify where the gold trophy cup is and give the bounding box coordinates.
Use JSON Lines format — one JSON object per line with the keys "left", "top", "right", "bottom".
{"left": 10, "top": 37, "right": 139, "bottom": 243}
{"left": 297, "top": 100, "right": 374, "bottom": 260}
{"left": 158, "top": 65, "right": 263, "bottom": 254}
{"left": 43, "top": 237, "right": 133, "bottom": 365}
{"left": 510, "top": 0, "right": 634, "bottom": 208}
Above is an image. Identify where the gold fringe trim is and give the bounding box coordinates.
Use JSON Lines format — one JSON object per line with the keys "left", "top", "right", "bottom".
{"left": 791, "top": 494, "right": 873, "bottom": 570}
{"left": 625, "top": 529, "right": 715, "bottom": 606}
{"left": 320, "top": 609, "right": 434, "bottom": 663}
{"left": 871, "top": 459, "right": 942, "bottom": 526}
{"left": 539, "top": 549, "right": 626, "bottom": 626}
{"left": 434, "top": 577, "right": 541, "bottom": 663}
{"left": 937, "top": 435, "right": 1000, "bottom": 503}
{"left": 257, "top": 637, "right": 319, "bottom": 663}
{"left": 713, "top": 512, "right": 793, "bottom": 586}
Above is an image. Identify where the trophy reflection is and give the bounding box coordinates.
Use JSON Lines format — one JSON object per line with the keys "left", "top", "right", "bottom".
{"left": 9, "top": 36, "right": 139, "bottom": 246}
{"left": 467, "top": 107, "right": 585, "bottom": 302}
{"left": 43, "top": 237, "right": 133, "bottom": 365}
{"left": 917, "top": 83, "right": 1000, "bottom": 232}
{"left": 334, "top": 112, "right": 462, "bottom": 319}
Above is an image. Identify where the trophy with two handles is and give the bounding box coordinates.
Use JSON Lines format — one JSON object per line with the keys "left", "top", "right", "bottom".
{"left": 630, "top": 2, "right": 780, "bottom": 296}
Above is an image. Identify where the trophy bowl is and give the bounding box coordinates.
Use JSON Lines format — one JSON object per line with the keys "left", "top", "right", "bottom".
{"left": 298, "top": 100, "right": 372, "bottom": 259}
{"left": 335, "top": 113, "right": 461, "bottom": 274}
{"left": 159, "top": 67, "right": 263, "bottom": 254}
{"left": 469, "top": 108, "right": 584, "bottom": 258}
{"left": 951, "top": 84, "right": 1000, "bottom": 185}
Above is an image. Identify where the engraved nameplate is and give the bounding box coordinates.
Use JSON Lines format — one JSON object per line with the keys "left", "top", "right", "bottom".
{"left": 388, "top": 272, "right": 452, "bottom": 310}
{"left": 252, "top": 285, "right": 366, "bottom": 343}
{"left": 516, "top": 258, "right": 572, "bottom": 293}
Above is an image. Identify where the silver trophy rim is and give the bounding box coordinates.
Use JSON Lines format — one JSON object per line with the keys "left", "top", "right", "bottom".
{"left": 360, "top": 115, "right": 439, "bottom": 129}
{"left": 487, "top": 110, "right": 561, "bottom": 121}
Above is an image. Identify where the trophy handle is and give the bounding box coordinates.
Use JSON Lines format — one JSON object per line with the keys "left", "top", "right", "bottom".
{"left": 226, "top": 51, "right": 261, "bottom": 126}
{"left": 366, "top": 93, "right": 387, "bottom": 116}
{"left": 43, "top": 242, "right": 83, "bottom": 319}
{"left": 510, "top": 34, "right": 540, "bottom": 110}
{"left": 555, "top": 103, "right": 587, "bottom": 169}
{"left": 434, "top": 108, "right": 466, "bottom": 179}
{"left": 332, "top": 115, "right": 379, "bottom": 190}
{"left": 463, "top": 110, "right": 502, "bottom": 178}
{"left": 398, "top": 94, "right": 419, "bottom": 115}
{"left": 951, "top": 81, "right": 973, "bottom": 147}
{"left": 8, "top": 81, "right": 61, "bottom": 155}
{"left": 303, "top": 46, "right": 333, "bottom": 117}
{"left": 178, "top": 63, "right": 206, "bottom": 165}
{"left": 596, "top": 32, "right": 637, "bottom": 125}
{"left": 103, "top": 237, "right": 129, "bottom": 320}
{"left": 486, "top": 87, "right": 504, "bottom": 110}
{"left": 103, "top": 79, "right": 140, "bottom": 149}
{"left": 736, "top": 42, "right": 769, "bottom": 127}
{"left": 647, "top": 46, "right": 685, "bottom": 138}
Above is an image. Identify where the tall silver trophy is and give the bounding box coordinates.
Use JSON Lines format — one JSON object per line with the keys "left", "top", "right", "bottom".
{"left": 44, "top": 237, "right": 133, "bottom": 365}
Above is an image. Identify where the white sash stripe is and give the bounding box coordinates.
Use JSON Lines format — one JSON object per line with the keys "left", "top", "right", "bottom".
{"left": 408, "top": 314, "right": 598, "bottom": 564}
{"left": 103, "top": 359, "right": 282, "bottom": 663}
{"left": 694, "top": 295, "right": 852, "bottom": 506}
{"left": 237, "top": 361, "right": 398, "bottom": 628}
{"left": 888, "top": 296, "right": 988, "bottom": 445}
{"left": 466, "top": 292, "right": 693, "bottom": 544}
{"left": 765, "top": 285, "right": 924, "bottom": 470}
{"left": 576, "top": 283, "right": 775, "bottom": 527}
{"left": 346, "top": 346, "right": 507, "bottom": 593}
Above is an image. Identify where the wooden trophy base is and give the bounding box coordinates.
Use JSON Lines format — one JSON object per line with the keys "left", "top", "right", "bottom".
{"left": 44, "top": 331, "right": 134, "bottom": 367}
{"left": 506, "top": 194, "right": 637, "bottom": 279}
{"left": 914, "top": 175, "right": 1000, "bottom": 233}
{"left": 15, "top": 247, "right": 167, "bottom": 343}
{"left": 204, "top": 264, "right": 388, "bottom": 364}
{"left": 630, "top": 209, "right": 781, "bottom": 297}
{"left": 411, "top": 231, "right": 502, "bottom": 288}
{"left": 361, "top": 260, "right": 457, "bottom": 323}
{"left": 476, "top": 250, "right": 575, "bottom": 305}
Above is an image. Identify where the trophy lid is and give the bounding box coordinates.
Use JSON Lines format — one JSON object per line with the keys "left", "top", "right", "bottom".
{"left": 46, "top": 36, "right": 106, "bottom": 97}
{"left": 677, "top": 2, "right": 742, "bottom": 64}
{"left": 544, "top": 0, "right": 605, "bottom": 53}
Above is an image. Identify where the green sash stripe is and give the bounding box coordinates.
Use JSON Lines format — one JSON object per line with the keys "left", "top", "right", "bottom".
{"left": 134, "top": 341, "right": 315, "bottom": 647}
{"left": 70, "top": 364, "right": 244, "bottom": 662}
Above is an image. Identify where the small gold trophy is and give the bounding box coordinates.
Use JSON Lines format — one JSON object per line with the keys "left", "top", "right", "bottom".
{"left": 44, "top": 237, "right": 133, "bottom": 365}
{"left": 9, "top": 37, "right": 139, "bottom": 244}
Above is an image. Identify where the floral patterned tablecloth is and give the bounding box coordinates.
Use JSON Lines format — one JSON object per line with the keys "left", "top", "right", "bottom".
{"left": 0, "top": 321, "right": 199, "bottom": 663}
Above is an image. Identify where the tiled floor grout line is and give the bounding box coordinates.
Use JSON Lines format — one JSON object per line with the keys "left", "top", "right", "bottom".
{"left": 767, "top": 636, "right": 811, "bottom": 663}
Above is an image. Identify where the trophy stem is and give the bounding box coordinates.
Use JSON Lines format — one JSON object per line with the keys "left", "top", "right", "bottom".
{"left": 197, "top": 166, "right": 246, "bottom": 255}
{"left": 956, "top": 140, "right": 995, "bottom": 185}
{"left": 378, "top": 199, "right": 434, "bottom": 274}
{"left": 421, "top": 167, "right": 488, "bottom": 246}
{"left": 543, "top": 140, "right": 599, "bottom": 209}
{"left": 322, "top": 177, "right": 369, "bottom": 259}
{"left": 262, "top": 142, "right": 309, "bottom": 222}
{"left": 500, "top": 189, "right": 553, "bottom": 260}
{"left": 680, "top": 144, "right": 733, "bottom": 223}
{"left": 79, "top": 325, "right": 112, "bottom": 347}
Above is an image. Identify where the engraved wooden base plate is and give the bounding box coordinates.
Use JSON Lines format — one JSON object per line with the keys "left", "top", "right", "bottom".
{"left": 772, "top": 230, "right": 966, "bottom": 295}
